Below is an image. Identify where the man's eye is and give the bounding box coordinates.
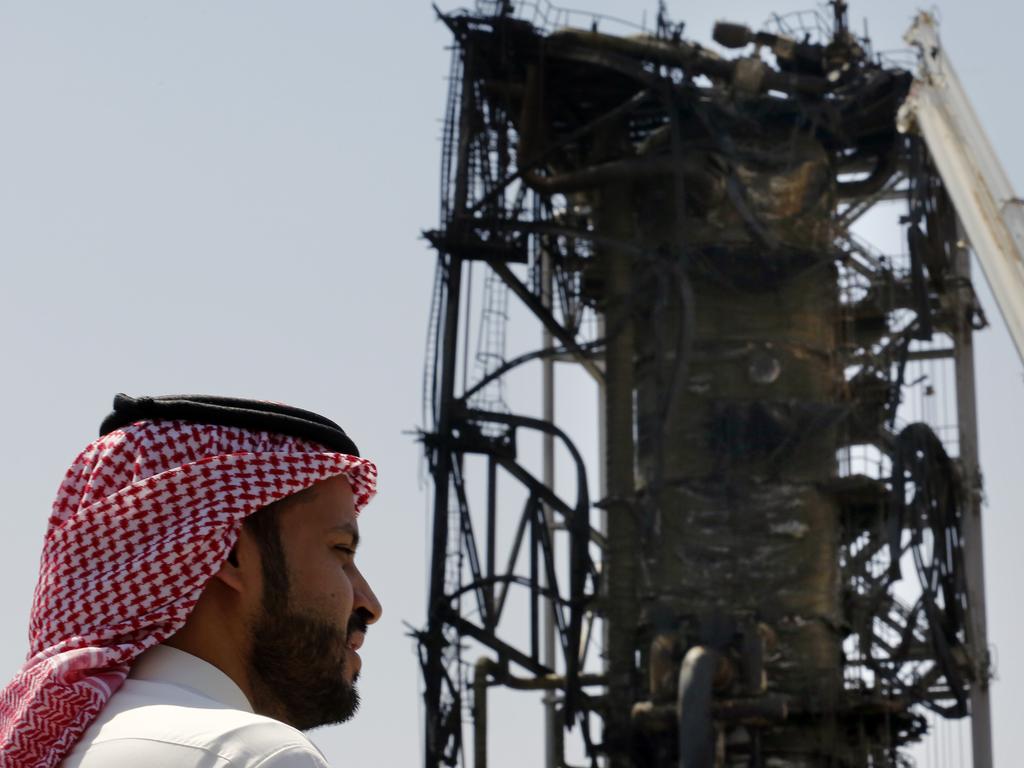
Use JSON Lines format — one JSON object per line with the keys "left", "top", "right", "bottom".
{"left": 334, "top": 546, "right": 356, "bottom": 556}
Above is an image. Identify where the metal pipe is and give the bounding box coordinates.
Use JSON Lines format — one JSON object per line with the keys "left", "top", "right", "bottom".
{"left": 836, "top": 150, "right": 898, "bottom": 199}
{"left": 485, "top": 456, "right": 497, "bottom": 628}
{"left": 522, "top": 155, "right": 702, "bottom": 194}
{"left": 531, "top": 498, "right": 540, "bottom": 662}
{"left": 472, "top": 655, "right": 604, "bottom": 768}
{"left": 546, "top": 29, "right": 826, "bottom": 96}
{"left": 473, "top": 657, "right": 499, "bottom": 768}
{"left": 504, "top": 672, "right": 608, "bottom": 690}
{"left": 599, "top": 144, "right": 641, "bottom": 768}
{"left": 541, "top": 246, "right": 558, "bottom": 768}
{"left": 516, "top": 58, "right": 717, "bottom": 200}
{"left": 633, "top": 695, "right": 787, "bottom": 731}
{"left": 677, "top": 646, "right": 720, "bottom": 768}
{"left": 488, "top": 260, "right": 604, "bottom": 382}
{"left": 953, "top": 222, "right": 995, "bottom": 768}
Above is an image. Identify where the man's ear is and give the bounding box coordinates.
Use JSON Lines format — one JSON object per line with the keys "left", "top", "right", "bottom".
{"left": 213, "top": 532, "right": 254, "bottom": 594}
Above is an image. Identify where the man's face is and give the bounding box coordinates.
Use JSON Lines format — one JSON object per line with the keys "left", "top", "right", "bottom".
{"left": 244, "top": 476, "right": 382, "bottom": 730}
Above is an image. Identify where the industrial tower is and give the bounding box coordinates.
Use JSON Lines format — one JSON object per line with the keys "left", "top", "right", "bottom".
{"left": 418, "top": 2, "right": 1015, "bottom": 766}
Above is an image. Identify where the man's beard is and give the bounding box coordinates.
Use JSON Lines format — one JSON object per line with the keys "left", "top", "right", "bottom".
{"left": 247, "top": 598, "right": 363, "bottom": 731}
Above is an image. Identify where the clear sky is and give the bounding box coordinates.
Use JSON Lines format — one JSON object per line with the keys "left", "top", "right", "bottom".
{"left": 0, "top": 2, "right": 1020, "bottom": 767}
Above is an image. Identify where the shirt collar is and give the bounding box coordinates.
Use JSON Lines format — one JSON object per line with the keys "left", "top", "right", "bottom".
{"left": 129, "top": 645, "right": 254, "bottom": 713}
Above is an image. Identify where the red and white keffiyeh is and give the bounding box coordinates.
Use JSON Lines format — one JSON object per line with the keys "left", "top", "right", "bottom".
{"left": 0, "top": 419, "right": 377, "bottom": 768}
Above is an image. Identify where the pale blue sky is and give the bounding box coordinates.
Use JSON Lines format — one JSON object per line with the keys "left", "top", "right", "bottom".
{"left": 0, "top": 2, "right": 1020, "bottom": 767}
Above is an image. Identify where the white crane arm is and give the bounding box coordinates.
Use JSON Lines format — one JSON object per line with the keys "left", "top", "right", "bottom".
{"left": 897, "top": 12, "right": 1024, "bottom": 365}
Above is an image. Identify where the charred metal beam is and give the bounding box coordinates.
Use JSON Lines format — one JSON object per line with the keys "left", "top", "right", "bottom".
{"left": 486, "top": 259, "right": 604, "bottom": 381}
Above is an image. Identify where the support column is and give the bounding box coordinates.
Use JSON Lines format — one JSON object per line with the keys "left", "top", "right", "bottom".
{"left": 598, "top": 179, "right": 640, "bottom": 767}
{"left": 426, "top": 41, "right": 475, "bottom": 768}
{"left": 542, "top": 248, "right": 558, "bottom": 768}
{"left": 953, "top": 231, "right": 994, "bottom": 768}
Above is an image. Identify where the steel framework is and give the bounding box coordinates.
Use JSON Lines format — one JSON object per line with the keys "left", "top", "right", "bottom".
{"left": 418, "top": 2, "right": 990, "bottom": 766}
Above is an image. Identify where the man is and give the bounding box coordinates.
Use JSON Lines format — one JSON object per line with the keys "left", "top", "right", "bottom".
{"left": 0, "top": 394, "right": 382, "bottom": 768}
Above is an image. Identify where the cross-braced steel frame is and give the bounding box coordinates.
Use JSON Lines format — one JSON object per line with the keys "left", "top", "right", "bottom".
{"left": 418, "top": 3, "right": 991, "bottom": 766}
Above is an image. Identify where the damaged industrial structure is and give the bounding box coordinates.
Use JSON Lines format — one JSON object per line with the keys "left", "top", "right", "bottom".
{"left": 418, "top": 1, "right": 1016, "bottom": 766}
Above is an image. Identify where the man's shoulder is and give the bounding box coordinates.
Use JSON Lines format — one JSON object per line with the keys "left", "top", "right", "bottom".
{"left": 62, "top": 678, "right": 328, "bottom": 768}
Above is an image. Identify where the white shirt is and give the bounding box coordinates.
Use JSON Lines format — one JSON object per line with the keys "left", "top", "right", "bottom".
{"left": 61, "top": 645, "right": 330, "bottom": 768}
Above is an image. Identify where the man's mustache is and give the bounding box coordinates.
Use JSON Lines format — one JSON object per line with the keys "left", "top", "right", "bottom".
{"left": 347, "top": 609, "right": 371, "bottom": 637}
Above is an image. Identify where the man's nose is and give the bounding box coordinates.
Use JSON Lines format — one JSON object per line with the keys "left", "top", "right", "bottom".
{"left": 353, "top": 567, "right": 382, "bottom": 624}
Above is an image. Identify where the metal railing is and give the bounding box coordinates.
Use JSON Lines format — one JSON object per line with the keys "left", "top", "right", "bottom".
{"left": 473, "top": 0, "right": 648, "bottom": 35}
